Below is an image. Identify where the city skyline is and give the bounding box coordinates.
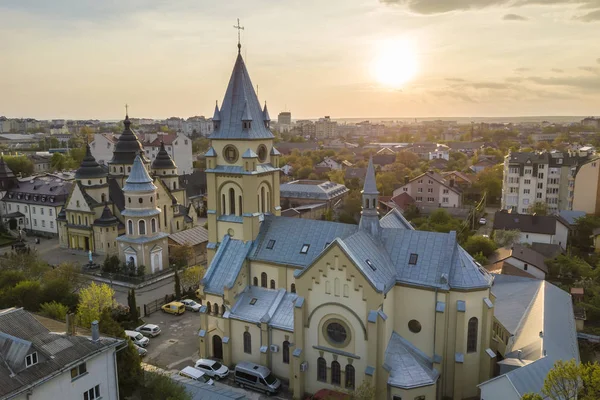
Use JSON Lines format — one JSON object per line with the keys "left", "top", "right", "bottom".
{"left": 1, "top": 0, "right": 599, "bottom": 120}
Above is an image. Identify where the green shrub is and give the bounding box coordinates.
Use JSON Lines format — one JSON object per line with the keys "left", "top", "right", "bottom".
{"left": 39, "top": 301, "right": 69, "bottom": 321}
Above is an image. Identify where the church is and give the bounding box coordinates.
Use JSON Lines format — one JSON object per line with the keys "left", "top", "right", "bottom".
{"left": 196, "top": 43, "right": 498, "bottom": 400}
{"left": 57, "top": 118, "right": 197, "bottom": 272}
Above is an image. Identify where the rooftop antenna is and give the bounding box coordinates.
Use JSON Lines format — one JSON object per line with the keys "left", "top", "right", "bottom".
{"left": 233, "top": 18, "right": 244, "bottom": 54}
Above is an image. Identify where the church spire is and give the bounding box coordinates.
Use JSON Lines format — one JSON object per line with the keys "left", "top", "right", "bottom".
{"left": 359, "top": 157, "right": 380, "bottom": 238}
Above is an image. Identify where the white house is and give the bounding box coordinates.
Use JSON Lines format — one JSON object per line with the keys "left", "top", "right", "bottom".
{"left": 485, "top": 245, "right": 548, "bottom": 280}
{"left": 0, "top": 308, "right": 125, "bottom": 400}
{"left": 393, "top": 171, "right": 462, "bottom": 208}
{"left": 316, "top": 157, "right": 342, "bottom": 171}
{"left": 492, "top": 211, "right": 569, "bottom": 250}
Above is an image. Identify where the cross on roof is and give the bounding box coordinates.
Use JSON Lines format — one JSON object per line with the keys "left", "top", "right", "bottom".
{"left": 125, "top": 103, "right": 129, "bottom": 117}
{"left": 233, "top": 18, "right": 244, "bottom": 53}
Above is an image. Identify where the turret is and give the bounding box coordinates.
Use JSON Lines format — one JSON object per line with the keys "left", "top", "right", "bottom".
{"left": 263, "top": 102, "right": 270, "bottom": 129}
{"left": 359, "top": 157, "right": 380, "bottom": 238}
{"left": 151, "top": 141, "right": 179, "bottom": 191}
{"left": 75, "top": 143, "right": 108, "bottom": 203}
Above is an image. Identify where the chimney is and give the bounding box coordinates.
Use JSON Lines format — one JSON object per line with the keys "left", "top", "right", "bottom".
{"left": 517, "top": 350, "right": 522, "bottom": 361}
{"left": 91, "top": 320, "right": 100, "bottom": 342}
{"left": 404, "top": 176, "right": 409, "bottom": 184}
{"left": 449, "top": 179, "right": 455, "bottom": 188}
{"left": 66, "top": 313, "right": 75, "bottom": 336}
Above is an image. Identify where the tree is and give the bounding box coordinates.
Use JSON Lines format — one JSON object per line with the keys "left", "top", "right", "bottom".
{"left": 493, "top": 229, "right": 521, "bottom": 248}
{"left": 546, "top": 255, "right": 593, "bottom": 280}
{"left": 169, "top": 244, "right": 193, "bottom": 269}
{"left": 40, "top": 301, "right": 69, "bottom": 321}
{"left": 174, "top": 269, "right": 182, "bottom": 299}
{"left": 463, "top": 236, "right": 498, "bottom": 259}
{"left": 77, "top": 283, "right": 116, "bottom": 327}
{"left": 180, "top": 266, "right": 205, "bottom": 292}
{"left": 5, "top": 280, "right": 42, "bottom": 311}
{"left": 473, "top": 164, "right": 503, "bottom": 203}
{"left": 127, "top": 289, "right": 139, "bottom": 322}
{"left": 572, "top": 215, "right": 600, "bottom": 251}
{"left": 528, "top": 201, "right": 549, "bottom": 216}
{"left": 349, "top": 380, "right": 376, "bottom": 400}
{"left": 141, "top": 372, "right": 191, "bottom": 400}
{"left": 472, "top": 252, "right": 489, "bottom": 266}
{"left": 328, "top": 169, "right": 345, "bottom": 185}
{"left": 375, "top": 171, "right": 397, "bottom": 196}
{"left": 44, "top": 262, "right": 85, "bottom": 292}
{"left": 103, "top": 255, "right": 121, "bottom": 273}
{"left": 4, "top": 156, "right": 34, "bottom": 177}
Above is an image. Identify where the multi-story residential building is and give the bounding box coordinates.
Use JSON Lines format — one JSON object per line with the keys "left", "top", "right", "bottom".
{"left": 1, "top": 173, "right": 73, "bottom": 235}
{"left": 571, "top": 156, "right": 600, "bottom": 213}
{"left": 278, "top": 111, "right": 292, "bottom": 125}
{"left": 392, "top": 171, "right": 462, "bottom": 208}
{"left": 0, "top": 308, "right": 124, "bottom": 400}
{"left": 90, "top": 131, "right": 193, "bottom": 175}
{"left": 501, "top": 149, "right": 595, "bottom": 214}
{"left": 184, "top": 116, "right": 214, "bottom": 137}
{"left": 581, "top": 117, "right": 600, "bottom": 129}
{"left": 315, "top": 116, "right": 337, "bottom": 139}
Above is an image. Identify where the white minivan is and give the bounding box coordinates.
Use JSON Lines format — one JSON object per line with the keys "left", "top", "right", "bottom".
{"left": 234, "top": 361, "right": 281, "bottom": 395}
{"left": 125, "top": 330, "right": 149, "bottom": 348}
{"left": 178, "top": 366, "right": 214, "bottom": 385}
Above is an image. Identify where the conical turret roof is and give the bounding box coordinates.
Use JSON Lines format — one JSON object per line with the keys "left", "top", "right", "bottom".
{"left": 94, "top": 204, "right": 119, "bottom": 226}
{"left": 212, "top": 102, "right": 221, "bottom": 121}
{"left": 0, "top": 156, "right": 15, "bottom": 179}
{"left": 263, "top": 102, "right": 271, "bottom": 122}
{"left": 123, "top": 154, "right": 156, "bottom": 193}
{"left": 75, "top": 144, "right": 106, "bottom": 180}
{"left": 110, "top": 115, "right": 149, "bottom": 165}
{"left": 208, "top": 52, "right": 274, "bottom": 140}
{"left": 362, "top": 157, "right": 379, "bottom": 195}
{"left": 151, "top": 141, "right": 177, "bottom": 170}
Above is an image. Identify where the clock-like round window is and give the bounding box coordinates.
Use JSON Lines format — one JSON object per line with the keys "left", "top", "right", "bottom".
{"left": 223, "top": 145, "right": 238, "bottom": 163}
{"left": 257, "top": 145, "right": 267, "bottom": 162}
{"left": 323, "top": 319, "right": 351, "bottom": 347}
{"left": 408, "top": 319, "right": 422, "bottom": 333}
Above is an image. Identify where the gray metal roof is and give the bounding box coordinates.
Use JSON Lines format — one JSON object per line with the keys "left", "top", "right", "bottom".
{"left": 202, "top": 235, "right": 252, "bottom": 296}
{"left": 379, "top": 208, "right": 413, "bottom": 230}
{"left": 123, "top": 155, "right": 156, "bottom": 193}
{"left": 363, "top": 157, "right": 379, "bottom": 195}
{"left": 384, "top": 331, "right": 439, "bottom": 389}
{"left": 229, "top": 286, "right": 297, "bottom": 331}
{"left": 208, "top": 53, "right": 274, "bottom": 140}
{"left": 2, "top": 176, "right": 73, "bottom": 206}
{"left": 280, "top": 180, "right": 349, "bottom": 201}
{"left": 168, "top": 226, "right": 209, "bottom": 246}
{"left": 484, "top": 275, "right": 580, "bottom": 397}
{"left": 0, "top": 308, "right": 123, "bottom": 399}
{"left": 206, "top": 164, "right": 279, "bottom": 175}
{"left": 493, "top": 211, "right": 559, "bottom": 235}
{"left": 558, "top": 210, "right": 585, "bottom": 226}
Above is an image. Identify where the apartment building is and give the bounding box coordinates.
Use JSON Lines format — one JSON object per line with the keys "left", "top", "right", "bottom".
{"left": 501, "top": 149, "right": 594, "bottom": 214}
{"left": 392, "top": 171, "right": 462, "bottom": 208}
{"left": 315, "top": 116, "right": 337, "bottom": 139}
{"left": 572, "top": 156, "right": 600, "bottom": 214}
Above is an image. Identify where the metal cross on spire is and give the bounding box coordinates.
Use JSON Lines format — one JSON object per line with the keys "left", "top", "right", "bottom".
{"left": 233, "top": 18, "right": 244, "bottom": 53}
{"left": 125, "top": 103, "right": 129, "bottom": 118}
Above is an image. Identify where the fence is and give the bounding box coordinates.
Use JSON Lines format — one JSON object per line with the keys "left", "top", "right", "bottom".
{"left": 87, "top": 268, "right": 173, "bottom": 285}
{"left": 142, "top": 285, "right": 199, "bottom": 317}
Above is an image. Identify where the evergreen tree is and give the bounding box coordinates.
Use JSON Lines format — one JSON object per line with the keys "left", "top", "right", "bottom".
{"left": 127, "top": 289, "right": 138, "bottom": 322}
{"left": 174, "top": 269, "right": 182, "bottom": 299}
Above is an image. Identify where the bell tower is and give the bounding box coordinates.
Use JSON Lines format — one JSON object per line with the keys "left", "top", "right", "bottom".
{"left": 205, "top": 43, "right": 281, "bottom": 263}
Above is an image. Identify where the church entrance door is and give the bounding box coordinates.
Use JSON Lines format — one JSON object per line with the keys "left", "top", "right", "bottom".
{"left": 212, "top": 335, "right": 223, "bottom": 360}
{"left": 84, "top": 237, "right": 90, "bottom": 251}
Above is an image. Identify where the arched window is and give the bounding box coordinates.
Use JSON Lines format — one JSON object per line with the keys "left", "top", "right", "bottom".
{"left": 71, "top": 215, "right": 74, "bottom": 224}
{"left": 221, "top": 194, "right": 226, "bottom": 215}
{"left": 331, "top": 361, "right": 341, "bottom": 386}
{"left": 151, "top": 218, "right": 156, "bottom": 233}
{"left": 163, "top": 205, "right": 167, "bottom": 227}
{"left": 207, "top": 301, "right": 211, "bottom": 313}
{"left": 78, "top": 216, "right": 81, "bottom": 225}
{"left": 239, "top": 196, "right": 243, "bottom": 215}
{"left": 101, "top": 193, "right": 106, "bottom": 203}
{"left": 213, "top": 303, "right": 219, "bottom": 315}
{"left": 243, "top": 331, "right": 251, "bottom": 354}
{"left": 261, "top": 272, "right": 267, "bottom": 288}
{"left": 253, "top": 277, "right": 258, "bottom": 286}
{"left": 345, "top": 364, "right": 355, "bottom": 389}
{"left": 173, "top": 181, "right": 177, "bottom": 190}
{"left": 128, "top": 166, "right": 131, "bottom": 173}
{"left": 467, "top": 317, "right": 478, "bottom": 353}
{"left": 139, "top": 220, "right": 146, "bottom": 235}
{"left": 120, "top": 166, "right": 123, "bottom": 173}
{"left": 176, "top": 221, "right": 179, "bottom": 230}
{"left": 221, "top": 304, "right": 226, "bottom": 315}
{"left": 229, "top": 188, "right": 235, "bottom": 215}
{"left": 282, "top": 341, "right": 290, "bottom": 364}
{"left": 334, "top": 278, "right": 340, "bottom": 297}
{"left": 372, "top": 198, "right": 376, "bottom": 209}
{"left": 261, "top": 187, "right": 266, "bottom": 213}
{"left": 270, "top": 279, "right": 275, "bottom": 289}
{"left": 291, "top": 283, "right": 296, "bottom": 293}
{"left": 317, "top": 357, "right": 327, "bottom": 382}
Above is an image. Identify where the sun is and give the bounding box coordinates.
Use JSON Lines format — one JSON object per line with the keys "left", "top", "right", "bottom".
{"left": 371, "top": 38, "right": 418, "bottom": 89}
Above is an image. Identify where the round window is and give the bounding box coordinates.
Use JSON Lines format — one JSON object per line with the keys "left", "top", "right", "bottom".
{"left": 408, "top": 319, "right": 422, "bottom": 333}
{"left": 257, "top": 145, "right": 267, "bottom": 162}
{"left": 322, "top": 320, "right": 350, "bottom": 347}
{"left": 223, "top": 145, "right": 239, "bottom": 163}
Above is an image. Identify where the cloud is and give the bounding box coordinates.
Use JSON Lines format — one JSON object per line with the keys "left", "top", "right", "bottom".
{"left": 597, "top": 58, "right": 600, "bottom": 63}
{"left": 575, "top": 9, "right": 600, "bottom": 20}
{"left": 579, "top": 66, "right": 600, "bottom": 73}
{"left": 527, "top": 75, "right": 600, "bottom": 91}
{"left": 515, "top": 67, "right": 530, "bottom": 72}
{"left": 551, "top": 68, "right": 564, "bottom": 73}
{"left": 381, "top": 0, "right": 600, "bottom": 15}
{"left": 504, "top": 13, "right": 528, "bottom": 20}
{"left": 445, "top": 77, "right": 466, "bottom": 82}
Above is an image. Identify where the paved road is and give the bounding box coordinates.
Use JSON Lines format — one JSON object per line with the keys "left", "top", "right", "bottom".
{"left": 477, "top": 206, "right": 498, "bottom": 236}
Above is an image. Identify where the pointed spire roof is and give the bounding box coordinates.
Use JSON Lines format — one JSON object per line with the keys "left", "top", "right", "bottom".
{"left": 75, "top": 144, "right": 107, "bottom": 180}
{"left": 263, "top": 102, "right": 270, "bottom": 122}
{"left": 151, "top": 141, "right": 177, "bottom": 170}
{"left": 0, "top": 156, "right": 15, "bottom": 179}
{"left": 94, "top": 204, "right": 119, "bottom": 226}
{"left": 212, "top": 101, "right": 221, "bottom": 121}
{"left": 362, "top": 157, "right": 379, "bottom": 195}
{"left": 123, "top": 154, "right": 156, "bottom": 193}
{"left": 208, "top": 52, "right": 274, "bottom": 140}
{"left": 110, "top": 114, "right": 149, "bottom": 165}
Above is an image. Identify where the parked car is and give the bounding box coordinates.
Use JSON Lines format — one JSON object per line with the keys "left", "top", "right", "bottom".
{"left": 178, "top": 366, "right": 214, "bottom": 385}
{"left": 194, "top": 358, "right": 230, "bottom": 380}
{"left": 125, "top": 330, "right": 150, "bottom": 347}
{"left": 134, "top": 344, "right": 148, "bottom": 357}
{"left": 181, "top": 299, "right": 202, "bottom": 312}
{"left": 161, "top": 301, "right": 185, "bottom": 315}
{"left": 135, "top": 323, "right": 161, "bottom": 337}
{"left": 479, "top": 217, "right": 487, "bottom": 225}
{"left": 234, "top": 361, "right": 280, "bottom": 395}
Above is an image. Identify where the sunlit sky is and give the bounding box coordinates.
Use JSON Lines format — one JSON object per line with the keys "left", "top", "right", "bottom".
{"left": 1, "top": 0, "right": 599, "bottom": 120}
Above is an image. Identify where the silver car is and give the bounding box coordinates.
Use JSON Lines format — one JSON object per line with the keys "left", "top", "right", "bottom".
{"left": 194, "top": 358, "right": 230, "bottom": 380}
{"left": 135, "top": 323, "right": 162, "bottom": 338}
{"left": 181, "top": 299, "right": 202, "bottom": 312}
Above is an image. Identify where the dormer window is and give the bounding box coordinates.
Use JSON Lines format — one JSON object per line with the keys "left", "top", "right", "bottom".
{"left": 300, "top": 244, "right": 310, "bottom": 254}
{"left": 366, "top": 259, "right": 376, "bottom": 271}
{"left": 214, "top": 121, "right": 220, "bottom": 130}
{"left": 266, "top": 239, "right": 276, "bottom": 250}
{"left": 243, "top": 121, "right": 251, "bottom": 130}
{"left": 25, "top": 352, "right": 38, "bottom": 368}
{"left": 409, "top": 253, "right": 418, "bottom": 265}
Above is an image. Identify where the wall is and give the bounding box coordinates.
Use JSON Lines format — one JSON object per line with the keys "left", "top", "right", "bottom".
{"left": 505, "top": 256, "right": 546, "bottom": 280}
{"left": 573, "top": 160, "right": 600, "bottom": 214}
{"left": 389, "top": 384, "right": 437, "bottom": 400}
{"left": 479, "top": 375, "right": 520, "bottom": 400}
{"left": 230, "top": 319, "right": 262, "bottom": 366}
{"left": 517, "top": 231, "right": 551, "bottom": 246}
{"left": 3, "top": 201, "right": 62, "bottom": 234}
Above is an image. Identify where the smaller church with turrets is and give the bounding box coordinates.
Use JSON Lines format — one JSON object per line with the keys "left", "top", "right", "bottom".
{"left": 57, "top": 115, "right": 197, "bottom": 272}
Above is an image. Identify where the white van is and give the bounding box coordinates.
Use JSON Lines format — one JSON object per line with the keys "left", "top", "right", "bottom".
{"left": 178, "top": 366, "right": 214, "bottom": 385}
{"left": 125, "top": 330, "right": 149, "bottom": 348}
{"left": 234, "top": 361, "right": 281, "bottom": 395}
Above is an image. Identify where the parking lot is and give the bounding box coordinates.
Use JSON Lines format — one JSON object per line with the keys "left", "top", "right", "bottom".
{"left": 140, "top": 309, "right": 292, "bottom": 400}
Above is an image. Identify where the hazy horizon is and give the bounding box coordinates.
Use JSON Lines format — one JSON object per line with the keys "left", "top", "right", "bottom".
{"left": 1, "top": 0, "right": 599, "bottom": 120}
